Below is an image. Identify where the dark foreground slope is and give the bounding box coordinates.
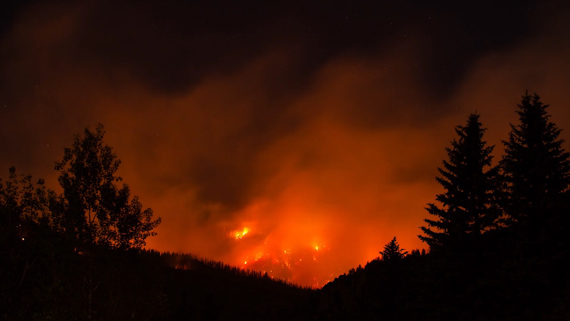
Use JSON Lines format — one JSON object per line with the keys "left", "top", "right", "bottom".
{"left": 318, "top": 224, "right": 570, "bottom": 321}
{"left": 1, "top": 233, "right": 316, "bottom": 320}
{"left": 144, "top": 251, "right": 318, "bottom": 320}
{"left": 4, "top": 219, "right": 570, "bottom": 320}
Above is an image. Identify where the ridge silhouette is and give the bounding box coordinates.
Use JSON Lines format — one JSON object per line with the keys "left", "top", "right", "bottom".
{"left": 1, "top": 92, "right": 569, "bottom": 320}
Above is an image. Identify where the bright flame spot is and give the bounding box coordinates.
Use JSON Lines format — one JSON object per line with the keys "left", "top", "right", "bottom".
{"left": 232, "top": 227, "right": 250, "bottom": 240}
{"left": 315, "top": 246, "right": 319, "bottom": 251}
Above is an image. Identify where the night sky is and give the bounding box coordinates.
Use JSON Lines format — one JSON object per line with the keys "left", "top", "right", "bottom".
{"left": 2, "top": 0, "right": 570, "bottom": 287}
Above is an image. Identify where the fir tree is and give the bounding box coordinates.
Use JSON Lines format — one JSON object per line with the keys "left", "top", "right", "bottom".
{"left": 420, "top": 113, "right": 500, "bottom": 250}
{"left": 380, "top": 237, "right": 408, "bottom": 261}
{"left": 500, "top": 92, "right": 570, "bottom": 226}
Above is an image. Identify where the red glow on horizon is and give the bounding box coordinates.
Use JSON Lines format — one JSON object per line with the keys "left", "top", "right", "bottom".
{"left": 226, "top": 220, "right": 352, "bottom": 288}
{"left": 5, "top": 2, "right": 570, "bottom": 290}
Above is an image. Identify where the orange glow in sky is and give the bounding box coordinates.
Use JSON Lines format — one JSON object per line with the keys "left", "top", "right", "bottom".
{"left": 2, "top": 0, "right": 570, "bottom": 289}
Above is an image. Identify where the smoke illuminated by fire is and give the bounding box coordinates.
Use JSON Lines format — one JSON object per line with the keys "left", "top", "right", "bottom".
{"left": 2, "top": 0, "right": 570, "bottom": 289}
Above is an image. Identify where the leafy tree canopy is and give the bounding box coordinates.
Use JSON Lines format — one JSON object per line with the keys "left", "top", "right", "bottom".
{"left": 0, "top": 167, "right": 49, "bottom": 243}
{"left": 53, "top": 124, "right": 161, "bottom": 249}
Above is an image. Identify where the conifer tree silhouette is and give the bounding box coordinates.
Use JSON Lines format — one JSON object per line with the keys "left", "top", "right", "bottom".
{"left": 500, "top": 92, "right": 570, "bottom": 226}
{"left": 420, "top": 114, "right": 499, "bottom": 251}
{"left": 380, "top": 237, "right": 408, "bottom": 261}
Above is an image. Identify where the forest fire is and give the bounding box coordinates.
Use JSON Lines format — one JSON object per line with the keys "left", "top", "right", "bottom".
{"left": 228, "top": 225, "right": 336, "bottom": 288}
{"left": 3, "top": 0, "right": 570, "bottom": 304}
{"left": 3, "top": 0, "right": 570, "bottom": 319}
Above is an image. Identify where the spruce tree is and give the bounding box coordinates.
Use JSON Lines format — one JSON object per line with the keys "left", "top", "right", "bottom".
{"left": 500, "top": 92, "right": 570, "bottom": 226}
{"left": 420, "top": 114, "right": 499, "bottom": 251}
{"left": 380, "top": 237, "right": 408, "bottom": 261}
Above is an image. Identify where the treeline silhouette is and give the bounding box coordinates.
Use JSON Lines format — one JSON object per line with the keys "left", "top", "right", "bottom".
{"left": 317, "top": 92, "right": 570, "bottom": 320}
{"left": 141, "top": 249, "right": 311, "bottom": 289}
{"left": 2, "top": 92, "right": 570, "bottom": 320}
{"left": 0, "top": 125, "right": 314, "bottom": 320}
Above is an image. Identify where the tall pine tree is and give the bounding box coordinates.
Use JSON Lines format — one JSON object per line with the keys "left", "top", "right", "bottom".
{"left": 380, "top": 237, "right": 408, "bottom": 262}
{"left": 500, "top": 92, "right": 570, "bottom": 226}
{"left": 420, "top": 113, "right": 500, "bottom": 251}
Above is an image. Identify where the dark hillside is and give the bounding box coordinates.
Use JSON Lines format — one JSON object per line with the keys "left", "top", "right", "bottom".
{"left": 317, "top": 201, "right": 570, "bottom": 321}
{"left": 1, "top": 239, "right": 316, "bottom": 320}
{"left": 140, "top": 250, "right": 317, "bottom": 320}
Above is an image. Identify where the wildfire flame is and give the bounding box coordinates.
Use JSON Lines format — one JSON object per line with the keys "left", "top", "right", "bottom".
{"left": 228, "top": 225, "right": 335, "bottom": 288}
{"left": 232, "top": 227, "right": 250, "bottom": 240}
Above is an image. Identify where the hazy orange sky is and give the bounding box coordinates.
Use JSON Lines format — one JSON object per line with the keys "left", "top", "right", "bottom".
{"left": 2, "top": 0, "right": 570, "bottom": 287}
